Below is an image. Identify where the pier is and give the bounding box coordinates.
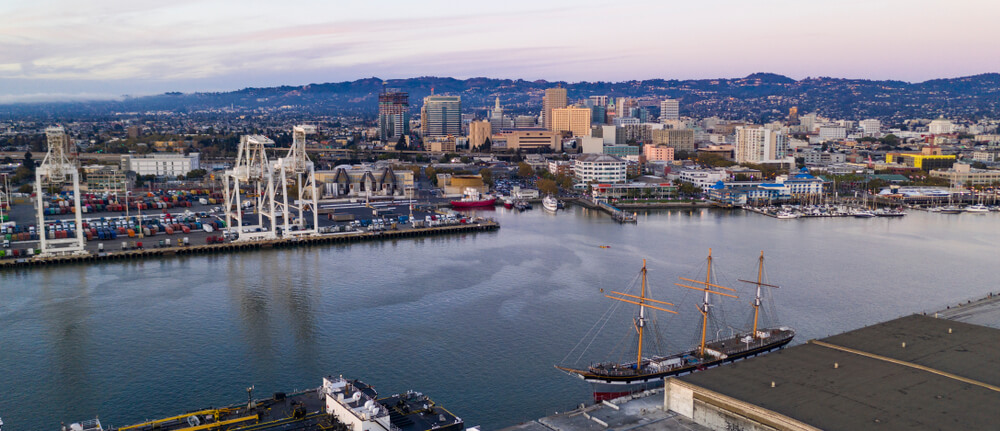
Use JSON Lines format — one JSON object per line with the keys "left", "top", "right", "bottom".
{"left": 0, "top": 221, "right": 499, "bottom": 270}
{"left": 570, "top": 198, "right": 638, "bottom": 223}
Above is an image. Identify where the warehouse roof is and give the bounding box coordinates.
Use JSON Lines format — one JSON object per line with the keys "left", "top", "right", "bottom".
{"left": 677, "top": 314, "right": 1000, "bottom": 430}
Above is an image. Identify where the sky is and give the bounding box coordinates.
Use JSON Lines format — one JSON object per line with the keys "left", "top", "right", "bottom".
{"left": 1, "top": 0, "right": 999, "bottom": 103}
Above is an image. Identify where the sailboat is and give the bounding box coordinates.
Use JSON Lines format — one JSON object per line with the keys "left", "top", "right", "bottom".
{"left": 556, "top": 251, "right": 795, "bottom": 401}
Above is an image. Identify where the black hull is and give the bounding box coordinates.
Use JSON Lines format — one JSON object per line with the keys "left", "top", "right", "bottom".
{"left": 559, "top": 332, "right": 795, "bottom": 401}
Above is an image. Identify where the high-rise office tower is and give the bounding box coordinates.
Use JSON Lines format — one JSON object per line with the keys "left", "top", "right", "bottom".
{"left": 660, "top": 99, "right": 680, "bottom": 122}
{"left": 543, "top": 87, "right": 568, "bottom": 131}
{"left": 420, "top": 95, "right": 462, "bottom": 137}
{"left": 551, "top": 106, "right": 593, "bottom": 137}
{"left": 378, "top": 90, "right": 409, "bottom": 142}
{"left": 589, "top": 95, "right": 608, "bottom": 107}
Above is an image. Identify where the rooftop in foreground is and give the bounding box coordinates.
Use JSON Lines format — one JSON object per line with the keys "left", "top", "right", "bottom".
{"left": 668, "top": 313, "right": 1000, "bottom": 430}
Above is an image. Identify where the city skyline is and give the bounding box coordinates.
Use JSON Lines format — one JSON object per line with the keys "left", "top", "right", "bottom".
{"left": 2, "top": 0, "right": 999, "bottom": 103}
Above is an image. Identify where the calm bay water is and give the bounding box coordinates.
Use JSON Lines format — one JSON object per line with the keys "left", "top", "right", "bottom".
{"left": 1, "top": 207, "right": 998, "bottom": 430}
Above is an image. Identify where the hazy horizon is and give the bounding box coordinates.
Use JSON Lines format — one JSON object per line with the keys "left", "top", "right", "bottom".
{"left": 2, "top": 0, "right": 999, "bottom": 103}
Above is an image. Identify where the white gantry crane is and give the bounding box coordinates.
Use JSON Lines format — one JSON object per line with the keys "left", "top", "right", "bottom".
{"left": 272, "top": 125, "right": 319, "bottom": 238}
{"left": 223, "top": 134, "right": 279, "bottom": 241}
{"left": 35, "top": 126, "right": 86, "bottom": 256}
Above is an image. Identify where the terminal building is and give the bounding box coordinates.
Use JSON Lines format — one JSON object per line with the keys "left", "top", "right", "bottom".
{"left": 664, "top": 313, "right": 1000, "bottom": 430}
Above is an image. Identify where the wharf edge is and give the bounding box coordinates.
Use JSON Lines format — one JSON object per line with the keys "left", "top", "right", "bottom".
{"left": 0, "top": 221, "right": 499, "bottom": 270}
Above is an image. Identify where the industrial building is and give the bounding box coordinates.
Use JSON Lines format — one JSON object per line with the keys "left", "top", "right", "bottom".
{"left": 664, "top": 314, "right": 1000, "bottom": 430}
{"left": 316, "top": 166, "right": 414, "bottom": 198}
{"left": 121, "top": 153, "right": 200, "bottom": 177}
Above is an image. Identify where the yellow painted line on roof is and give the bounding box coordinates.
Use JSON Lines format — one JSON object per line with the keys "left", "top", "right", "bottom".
{"left": 809, "top": 339, "right": 1000, "bottom": 393}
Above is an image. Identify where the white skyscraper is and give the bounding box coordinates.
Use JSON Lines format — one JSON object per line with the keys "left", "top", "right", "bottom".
{"left": 859, "top": 119, "right": 881, "bottom": 137}
{"left": 735, "top": 126, "right": 788, "bottom": 163}
{"left": 660, "top": 99, "right": 680, "bottom": 122}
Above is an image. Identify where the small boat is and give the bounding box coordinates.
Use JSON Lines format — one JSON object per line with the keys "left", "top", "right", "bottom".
{"left": 599, "top": 245, "right": 611, "bottom": 249}
{"left": 938, "top": 205, "right": 963, "bottom": 214}
{"left": 875, "top": 208, "right": 906, "bottom": 217}
{"left": 503, "top": 196, "right": 514, "bottom": 209}
{"left": 775, "top": 211, "right": 798, "bottom": 219}
{"left": 450, "top": 188, "right": 496, "bottom": 209}
{"left": 852, "top": 210, "right": 876, "bottom": 218}
{"left": 543, "top": 195, "right": 559, "bottom": 212}
{"left": 966, "top": 204, "right": 989, "bottom": 213}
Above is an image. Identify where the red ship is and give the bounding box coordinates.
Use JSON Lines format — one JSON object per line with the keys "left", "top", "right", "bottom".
{"left": 450, "top": 188, "right": 496, "bottom": 208}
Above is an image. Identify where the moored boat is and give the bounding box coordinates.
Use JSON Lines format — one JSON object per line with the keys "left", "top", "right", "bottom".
{"left": 450, "top": 188, "right": 496, "bottom": 209}
{"left": 60, "top": 376, "right": 465, "bottom": 431}
{"left": 542, "top": 195, "right": 559, "bottom": 212}
{"left": 556, "top": 250, "right": 794, "bottom": 401}
{"left": 966, "top": 204, "right": 989, "bottom": 213}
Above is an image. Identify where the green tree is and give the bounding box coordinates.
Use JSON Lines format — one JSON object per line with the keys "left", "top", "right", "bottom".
{"left": 879, "top": 134, "right": 900, "bottom": 148}
{"left": 479, "top": 168, "right": 494, "bottom": 187}
{"left": 537, "top": 178, "right": 558, "bottom": 195}
{"left": 517, "top": 162, "right": 534, "bottom": 178}
{"left": 481, "top": 137, "right": 492, "bottom": 152}
{"left": 425, "top": 167, "right": 438, "bottom": 186}
{"left": 395, "top": 135, "right": 407, "bottom": 151}
{"left": 696, "top": 153, "right": 735, "bottom": 168}
{"left": 185, "top": 169, "right": 208, "bottom": 180}
{"left": 22, "top": 151, "right": 34, "bottom": 171}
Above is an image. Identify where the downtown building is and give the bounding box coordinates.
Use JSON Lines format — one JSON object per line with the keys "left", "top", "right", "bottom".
{"left": 660, "top": 99, "right": 680, "bottom": 122}
{"left": 734, "top": 126, "right": 788, "bottom": 164}
{"left": 421, "top": 95, "right": 462, "bottom": 138}
{"left": 543, "top": 87, "right": 568, "bottom": 131}
{"left": 378, "top": 91, "right": 409, "bottom": 142}
{"left": 551, "top": 106, "right": 592, "bottom": 137}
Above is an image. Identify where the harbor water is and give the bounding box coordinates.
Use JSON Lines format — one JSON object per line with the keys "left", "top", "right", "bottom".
{"left": 1, "top": 207, "right": 999, "bottom": 430}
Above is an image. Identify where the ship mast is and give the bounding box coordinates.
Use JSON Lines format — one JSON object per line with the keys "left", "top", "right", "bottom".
{"left": 739, "top": 251, "right": 780, "bottom": 339}
{"left": 676, "top": 249, "right": 738, "bottom": 357}
{"left": 605, "top": 259, "right": 677, "bottom": 368}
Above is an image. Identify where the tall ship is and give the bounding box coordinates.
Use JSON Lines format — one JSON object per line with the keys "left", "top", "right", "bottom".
{"left": 450, "top": 187, "right": 496, "bottom": 209}
{"left": 556, "top": 250, "right": 794, "bottom": 401}
{"left": 58, "top": 376, "right": 465, "bottom": 431}
{"left": 542, "top": 195, "right": 559, "bottom": 212}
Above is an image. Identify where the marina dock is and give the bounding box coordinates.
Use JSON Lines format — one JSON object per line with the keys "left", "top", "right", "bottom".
{"left": 571, "top": 198, "right": 638, "bottom": 223}
{"left": 0, "top": 221, "right": 499, "bottom": 270}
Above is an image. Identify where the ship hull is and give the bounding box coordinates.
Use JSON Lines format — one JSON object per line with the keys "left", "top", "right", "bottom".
{"left": 564, "top": 331, "right": 794, "bottom": 402}
{"left": 450, "top": 198, "right": 496, "bottom": 208}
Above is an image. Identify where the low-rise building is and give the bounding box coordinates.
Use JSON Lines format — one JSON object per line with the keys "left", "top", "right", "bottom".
{"left": 604, "top": 145, "right": 641, "bottom": 158}
{"left": 930, "top": 163, "right": 1000, "bottom": 186}
{"left": 591, "top": 179, "right": 677, "bottom": 200}
{"left": 122, "top": 153, "right": 200, "bottom": 177}
{"left": 574, "top": 153, "right": 627, "bottom": 184}
{"left": 547, "top": 160, "right": 573, "bottom": 176}
{"left": 643, "top": 144, "right": 675, "bottom": 162}
{"left": 676, "top": 168, "right": 730, "bottom": 189}
{"left": 316, "top": 165, "right": 414, "bottom": 198}
{"left": 500, "top": 130, "right": 562, "bottom": 152}
{"left": 803, "top": 151, "right": 847, "bottom": 165}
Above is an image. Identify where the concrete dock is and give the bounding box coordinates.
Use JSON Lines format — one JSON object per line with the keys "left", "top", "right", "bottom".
{"left": 500, "top": 390, "right": 707, "bottom": 431}
{"left": 0, "top": 221, "right": 499, "bottom": 269}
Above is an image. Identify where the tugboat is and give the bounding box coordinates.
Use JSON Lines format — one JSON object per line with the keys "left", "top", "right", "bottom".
{"left": 556, "top": 250, "right": 795, "bottom": 401}
{"left": 450, "top": 187, "right": 496, "bottom": 209}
